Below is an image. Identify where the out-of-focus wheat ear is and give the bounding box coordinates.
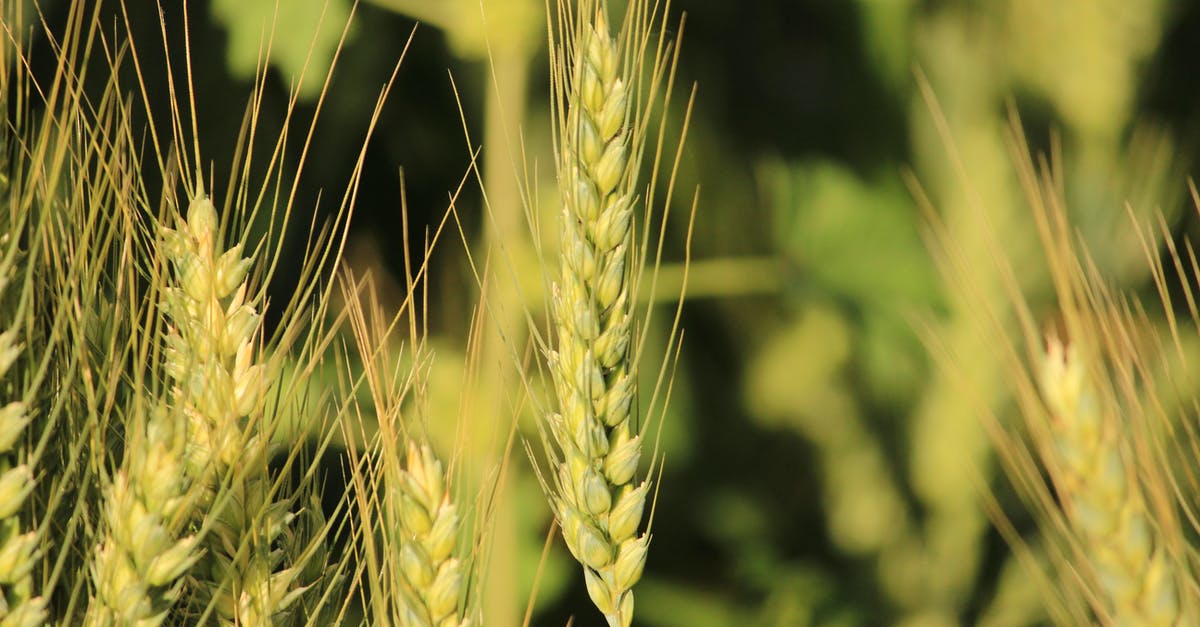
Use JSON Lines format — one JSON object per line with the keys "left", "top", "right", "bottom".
{"left": 0, "top": 281, "right": 47, "bottom": 626}
{"left": 546, "top": 4, "right": 648, "bottom": 626}
{"left": 1038, "top": 335, "right": 1182, "bottom": 625}
{"left": 84, "top": 403, "right": 200, "bottom": 627}
{"left": 394, "top": 441, "right": 469, "bottom": 627}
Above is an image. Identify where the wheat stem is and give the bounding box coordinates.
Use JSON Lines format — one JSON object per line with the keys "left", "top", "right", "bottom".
{"left": 547, "top": 5, "right": 648, "bottom": 626}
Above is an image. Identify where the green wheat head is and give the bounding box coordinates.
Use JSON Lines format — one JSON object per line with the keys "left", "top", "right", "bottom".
{"left": 543, "top": 3, "right": 654, "bottom": 626}
{"left": 0, "top": 246, "right": 46, "bottom": 627}
{"left": 1038, "top": 336, "right": 1180, "bottom": 624}
{"left": 926, "top": 115, "right": 1199, "bottom": 625}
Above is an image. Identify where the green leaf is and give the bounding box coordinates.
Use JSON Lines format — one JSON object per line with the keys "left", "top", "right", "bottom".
{"left": 771, "top": 161, "right": 942, "bottom": 309}
{"left": 211, "top": 0, "right": 354, "bottom": 99}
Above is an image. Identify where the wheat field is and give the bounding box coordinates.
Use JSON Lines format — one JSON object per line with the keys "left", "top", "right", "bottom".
{"left": 5, "top": 0, "right": 1200, "bottom": 626}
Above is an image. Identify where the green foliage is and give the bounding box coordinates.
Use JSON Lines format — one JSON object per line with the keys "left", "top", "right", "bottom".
{"left": 211, "top": 0, "right": 353, "bottom": 99}
{"left": 769, "top": 161, "right": 941, "bottom": 309}
{"left": 10, "top": 0, "right": 1200, "bottom": 625}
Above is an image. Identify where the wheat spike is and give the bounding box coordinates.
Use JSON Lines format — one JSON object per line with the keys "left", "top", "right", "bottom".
{"left": 0, "top": 308, "right": 46, "bottom": 626}
{"left": 160, "top": 192, "right": 262, "bottom": 482}
{"left": 159, "top": 190, "right": 314, "bottom": 625}
{"left": 546, "top": 5, "right": 648, "bottom": 626}
{"left": 393, "top": 441, "right": 468, "bottom": 627}
{"left": 1039, "top": 335, "right": 1181, "bottom": 625}
{"left": 85, "top": 402, "right": 199, "bottom": 626}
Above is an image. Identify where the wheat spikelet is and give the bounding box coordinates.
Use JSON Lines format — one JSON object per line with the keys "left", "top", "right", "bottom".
{"left": 1039, "top": 335, "right": 1180, "bottom": 625}
{"left": 0, "top": 289, "right": 46, "bottom": 626}
{"left": 546, "top": 5, "right": 648, "bottom": 626}
{"left": 393, "top": 441, "right": 467, "bottom": 627}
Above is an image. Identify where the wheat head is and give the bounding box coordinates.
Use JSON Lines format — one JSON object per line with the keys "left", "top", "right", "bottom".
{"left": 393, "top": 441, "right": 467, "bottom": 627}
{"left": 160, "top": 190, "right": 313, "bottom": 625}
{"left": 1039, "top": 335, "right": 1181, "bottom": 625}
{"left": 83, "top": 201, "right": 210, "bottom": 623}
{"left": 160, "top": 192, "right": 262, "bottom": 481}
{"left": 85, "top": 402, "right": 199, "bottom": 626}
{"left": 546, "top": 5, "right": 649, "bottom": 626}
{"left": 0, "top": 295, "right": 45, "bottom": 626}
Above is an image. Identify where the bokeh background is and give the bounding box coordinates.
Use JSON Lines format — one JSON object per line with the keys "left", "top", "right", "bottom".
{"left": 27, "top": 0, "right": 1200, "bottom": 624}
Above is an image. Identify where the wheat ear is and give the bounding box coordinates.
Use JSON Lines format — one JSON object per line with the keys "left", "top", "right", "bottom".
{"left": 0, "top": 292, "right": 46, "bottom": 626}
{"left": 85, "top": 402, "right": 199, "bottom": 626}
{"left": 547, "top": 6, "right": 648, "bottom": 627}
{"left": 161, "top": 191, "right": 314, "bottom": 625}
{"left": 160, "top": 192, "right": 262, "bottom": 481}
{"left": 393, "top": 441, "right": 467, "bottom": 626}
{"left": 1039, "top": 335, "right": 1180, "bottom": 624}
{"left": 82, "top": 201, "right": 209, "bottom": 624}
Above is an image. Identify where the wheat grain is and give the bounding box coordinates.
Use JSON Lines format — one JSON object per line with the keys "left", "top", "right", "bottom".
{"left": 1039, "top": 335, "right": 1180, "bottom": 625}
{"left": 546, "top": 5, "right": 648, "bottom": 626}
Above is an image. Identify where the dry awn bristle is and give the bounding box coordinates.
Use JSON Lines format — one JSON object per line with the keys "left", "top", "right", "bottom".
{"left": 0, "top": 310, "right": 46, "bottom": 626}
{"left": 547, "top": 6, "right": 648, "bottom": 627}
{"left": 1039, "top": 336, "right": 1182, "bottom": 625}
{"left": 395, "top": 442, "right": 467, "bottom": 626}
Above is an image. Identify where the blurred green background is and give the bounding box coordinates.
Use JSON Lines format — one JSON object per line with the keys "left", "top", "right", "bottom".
{"left": 27, "top": 0, "right": 1200, "bottom": 624}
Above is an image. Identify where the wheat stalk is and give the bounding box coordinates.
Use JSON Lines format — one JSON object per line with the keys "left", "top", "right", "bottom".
{"left": 1038, "top": 335, "right": 1180, "bottom": 625}
{"left": 545, "top": 5, "right": 649, "bottom": 626}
